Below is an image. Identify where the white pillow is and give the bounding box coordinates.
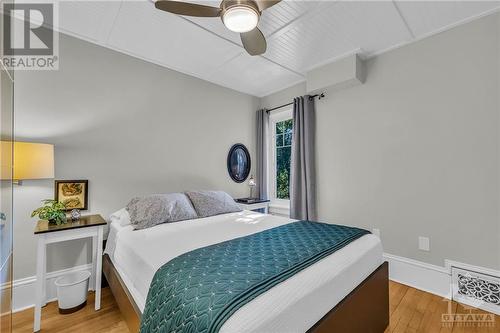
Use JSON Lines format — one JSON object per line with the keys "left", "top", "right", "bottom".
{"left": 110, "top": 208, "right": 131, "bottom": 226}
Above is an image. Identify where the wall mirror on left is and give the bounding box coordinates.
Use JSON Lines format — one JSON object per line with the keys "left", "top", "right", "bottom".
{"left": 0, "top": 63, "right": 14, "bottom": 333}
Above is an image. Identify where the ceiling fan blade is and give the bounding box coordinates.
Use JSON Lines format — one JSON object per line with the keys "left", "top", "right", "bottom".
{"left": 240, "top": 27, "right": 267, "bottom": 56}
{"left": 155, "top": 0, "right": 222, "bottom": 17}
{"left": 256, "top": 0, "right": 281, "bottom": 11}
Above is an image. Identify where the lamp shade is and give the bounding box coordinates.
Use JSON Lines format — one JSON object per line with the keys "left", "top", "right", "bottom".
{"left": 13, "top": 142, "right": 54, "bottom": 180}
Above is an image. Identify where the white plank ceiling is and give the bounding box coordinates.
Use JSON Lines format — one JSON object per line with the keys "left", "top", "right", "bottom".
{"left": 55, "top": 0, "right": 500, "bottom": 97}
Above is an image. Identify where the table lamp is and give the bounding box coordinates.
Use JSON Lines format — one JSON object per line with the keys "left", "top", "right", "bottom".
{"left": 248, "top": 175, "right": 256, "bottom": 199}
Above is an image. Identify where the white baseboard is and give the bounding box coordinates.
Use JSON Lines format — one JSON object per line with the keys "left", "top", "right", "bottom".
{"left": 384, "top": 253, "right": 500, "bottom": 307}
{"left": 6, "top": 263, "right": 92, "bottom": 313}
{"left": 384, "top": 253, "right": 452, "bottom": 299}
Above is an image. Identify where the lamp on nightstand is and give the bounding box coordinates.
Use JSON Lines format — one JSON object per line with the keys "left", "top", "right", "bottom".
{"left": 248, "top": 175, "right": 256, "bottom": 199}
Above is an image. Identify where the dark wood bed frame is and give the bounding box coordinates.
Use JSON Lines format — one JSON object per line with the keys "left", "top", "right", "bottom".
{"left": 103, "top": 254, "right": 389, "bottom": 333}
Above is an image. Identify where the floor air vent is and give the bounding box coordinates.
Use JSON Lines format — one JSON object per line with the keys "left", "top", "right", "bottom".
{"left": 451, "top": 267, "right": 500, "bottom": 315}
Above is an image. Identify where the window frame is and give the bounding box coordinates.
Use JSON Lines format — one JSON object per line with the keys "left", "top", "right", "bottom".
{"left": 268, "top": 107, "right": 293, "bottom": 215}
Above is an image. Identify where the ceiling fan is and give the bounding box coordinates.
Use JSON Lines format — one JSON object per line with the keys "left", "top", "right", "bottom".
{"left": 154, "top": 0, "right": 281, "bottom": 56}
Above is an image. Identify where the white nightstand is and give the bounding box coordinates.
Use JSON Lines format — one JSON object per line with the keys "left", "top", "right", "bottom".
{"left": 235, "top": 198, "right": 270, "bottom": 213}
{"left": 33, "top": 215, "right": 106, "bottom": 332}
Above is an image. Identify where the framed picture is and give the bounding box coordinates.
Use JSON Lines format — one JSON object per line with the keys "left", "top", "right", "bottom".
{"left": 55, "top": 180, "right": 88, "bottom": 211}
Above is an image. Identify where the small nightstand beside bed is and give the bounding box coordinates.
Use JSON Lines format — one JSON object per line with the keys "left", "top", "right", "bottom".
{"left": 103, "top": 194, "right": 388, "bottom": 333}
{"left": 34, "top": 215, "right": 106, "bottom": 332}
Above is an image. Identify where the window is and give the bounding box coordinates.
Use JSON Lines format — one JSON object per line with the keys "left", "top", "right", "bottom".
{"left": 269, "top": 108, "right": 293, "bottom": 211}
{"left": 275, "top": 119, "right": 293, "bottom": 199}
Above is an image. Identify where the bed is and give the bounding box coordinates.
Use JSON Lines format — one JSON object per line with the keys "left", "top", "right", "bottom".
{"left": 104, "top": 210, "right": 388, "bottom": 333}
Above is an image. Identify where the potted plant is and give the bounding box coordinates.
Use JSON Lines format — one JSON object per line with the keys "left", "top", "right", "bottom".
{"left": 31, "top": 199, "right": 67, "bottom": 225}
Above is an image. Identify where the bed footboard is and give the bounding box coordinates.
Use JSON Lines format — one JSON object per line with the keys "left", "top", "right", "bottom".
{"left": 308, "top": 261, "right": 389, "bottom": 333}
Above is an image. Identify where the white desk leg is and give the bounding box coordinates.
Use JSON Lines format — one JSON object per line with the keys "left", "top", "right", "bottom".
{"left": 34, "top": 236, "right": 45, "bottom": 332}
{"left": 95, "top": 226, "right": 103, "bottom": 310}
{"left": 41, "top": 243, "right": 47, "bottom": 307}
{"left": 91, "top": 235, "right": 97, "bottom": 291}
{"left": 265, "top": 205, "right": 269, "bottom": 214}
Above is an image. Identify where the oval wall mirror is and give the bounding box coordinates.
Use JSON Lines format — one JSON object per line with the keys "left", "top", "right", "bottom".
{"left": 227, "top": 144, "right": 251, "bottom": 183}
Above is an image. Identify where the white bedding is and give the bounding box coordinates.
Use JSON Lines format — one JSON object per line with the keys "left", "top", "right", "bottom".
{"left": 105, "top": 210, "right": 383, "bottom": 332}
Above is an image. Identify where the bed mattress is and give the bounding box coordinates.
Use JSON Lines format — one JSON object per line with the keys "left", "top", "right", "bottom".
{"left": 105, "top": 210, "right": 383, "bottom": 333}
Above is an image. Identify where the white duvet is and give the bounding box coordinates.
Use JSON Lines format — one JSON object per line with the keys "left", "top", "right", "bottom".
{"left": 105, "top": 211, "right": 383, "bottom": 332}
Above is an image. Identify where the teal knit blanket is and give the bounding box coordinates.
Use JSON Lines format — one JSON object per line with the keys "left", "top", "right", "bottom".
{"left": 140, "top": 221, "right": 369, "bottom": 333}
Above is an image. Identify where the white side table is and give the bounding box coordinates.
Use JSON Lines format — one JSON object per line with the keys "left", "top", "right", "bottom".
{"left": 33, "top": 215, "right": 106, "bottom": 332}
{"left": 235, "top": 199, "right": 270, "bottom": 213}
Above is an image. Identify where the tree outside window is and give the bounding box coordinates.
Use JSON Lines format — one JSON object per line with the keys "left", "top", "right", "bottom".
{"left": 275, "top": 119, "right": 293, "bottom": 199}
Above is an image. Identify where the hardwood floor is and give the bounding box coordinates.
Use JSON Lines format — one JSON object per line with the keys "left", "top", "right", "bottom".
{"left": 385, "top": 282, "right": 500, "bottom": 333}
{"left": 12, "top": 289, "right": 129, "bottom": 333}
{"left": 12, "top": 281, "right": 500, "bottom": 333}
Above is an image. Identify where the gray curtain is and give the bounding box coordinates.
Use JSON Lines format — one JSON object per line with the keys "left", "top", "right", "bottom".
{"left": 256, "top": 109, "right": 269, "bottom": 199}
{"left": 290, "top": 96, "right": 316, "bottom": 220}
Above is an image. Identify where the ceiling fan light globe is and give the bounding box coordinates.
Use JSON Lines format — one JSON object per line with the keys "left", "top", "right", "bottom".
{"left": 223, "top": 6, "right": 259, "bottom": 33}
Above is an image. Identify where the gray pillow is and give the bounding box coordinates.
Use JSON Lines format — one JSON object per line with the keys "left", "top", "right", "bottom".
{"left": 126, "top": 193, "right": 198, "bottom": 230}
{"left": 185, "top": 190, "right": 242, "bottom": 218}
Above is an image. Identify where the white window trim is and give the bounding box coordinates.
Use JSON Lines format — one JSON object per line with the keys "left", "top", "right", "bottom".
{"left": 268, "top": 107, "right": 292, "bottom": 216}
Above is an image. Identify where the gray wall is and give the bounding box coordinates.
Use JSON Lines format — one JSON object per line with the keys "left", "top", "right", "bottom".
{"left": 14, "top": 35, "right": 259, "bottom": 279}
{"left": 262, "top": 13, "right": 500, "bottom": 270}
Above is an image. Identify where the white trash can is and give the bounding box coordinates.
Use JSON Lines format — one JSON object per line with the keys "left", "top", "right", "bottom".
{"left": 54, "top": 270, "right": 91, "bottom": 314}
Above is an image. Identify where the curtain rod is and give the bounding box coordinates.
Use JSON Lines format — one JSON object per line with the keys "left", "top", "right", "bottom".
{"left": 265, "top": 93, "right": 325, "bottom": 113}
